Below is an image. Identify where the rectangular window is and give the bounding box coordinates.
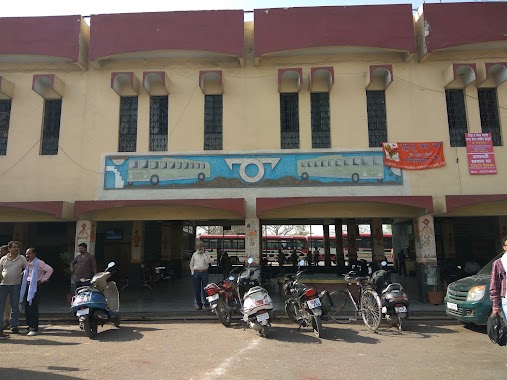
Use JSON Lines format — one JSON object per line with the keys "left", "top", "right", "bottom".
{"left": 311, "top": 92, "right": 330, "bottom": 148}
{"left": 204, "top": 95, "right": 223, "bottom": 150}
{"left": 280, "top": 93, "right": 299, "bottom": 149}
{"left": 40, "top": 99, "right": 62, "bottom": 155}
{"left": 0, "top": 99, "right": 12, "bottom": 155}
{"left": 445, "top": 89, "right": 468, "bottom": 147}
{"left": 118, "top": 96, "right": 138, "bottom": 152}
{"left": 478, "top": 88, "right": 502, "bottom": 146}
{"left": 150, "top": 96, "right": 168, "bottom": 151}
{"left": 366, "top": 91, "right": 387, "bottom": 148}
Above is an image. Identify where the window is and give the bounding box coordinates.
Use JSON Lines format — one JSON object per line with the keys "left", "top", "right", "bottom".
{"left": 445, "top": 89, "right": 468, "bottom": 147}
{"left": 280, "top": 93, "right": 299, "bottom": 149}
{"left": 311, "top": 92, "right": 330, "bottom": 148}
{"left": 118, "top": 96, "right": 138, "bottom": 152}
{"left": 0, "top": 99, "right": 12, "bottom": 155}
{"left": 204, "top": 95, "right": 222, "bottom": 150}
{"left": 41, "top": 99, "right": 62, "bottom": 155}
{"left": 366, "top": 91, "right": 387, "bottom": 148}
{"left": 478, "top": 88, "right": 502, "bottom": 146}
{"left": 150, "top": 96, "right": 168, "bottom": 151}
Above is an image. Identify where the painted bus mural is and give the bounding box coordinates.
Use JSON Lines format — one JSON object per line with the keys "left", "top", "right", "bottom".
{"left": 104, "top": 151, "right": 402, "bottom": 189}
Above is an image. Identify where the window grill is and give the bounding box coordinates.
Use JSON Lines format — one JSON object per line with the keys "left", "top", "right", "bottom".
{"left": 118, "top": 96, "right": 138, "bottom": 152}
{"left": 366, "top": 91, "right": 387, "bottom": 148}
{"left": 478, "top": 88, "right": 502, "bottom": 146}
{"left": 445, "top": 89, "right": 468, "bottom": 147}
{"left": 204, "top": 95, "right": 223, "bottom": 150}
{"left": 311, "top": 92, "right": 330, "bottom": 148}
{"left": 41, "top": 99, "right": 62, "bottom": 155}
{"left": 150, "top": 96, "right": 168, "bottom": 151}
{"left": 280, "top": 93, "right": 300, "bottom": 149}
{"left": 0, "top": 99, "right": 12, "bottom": 155}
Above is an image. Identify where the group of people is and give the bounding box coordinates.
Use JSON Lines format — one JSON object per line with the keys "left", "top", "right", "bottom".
{"left": 0, "top": 241, "right": 53, "bottom": 339}
{"left": 0, "top": 241, "right": 97, "bottom": 339}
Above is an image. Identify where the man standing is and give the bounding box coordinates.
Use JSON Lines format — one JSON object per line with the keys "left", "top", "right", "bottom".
{"left": 70, "top": 243, "right": 97, "bottom": 289}
{"left": 20, "top": 247, "right": 53, "bottom": 336}
{"left": 0, "top": 241, "right": 27, "bottom": 338}
{"left": 0, "top": 245, "right": 9, "bottom": 329}
{"left": 189, "top": 241, "right": 211, "bottom": 310}
{"left": 398, "top": 249, "right": 407, "bottom": 277}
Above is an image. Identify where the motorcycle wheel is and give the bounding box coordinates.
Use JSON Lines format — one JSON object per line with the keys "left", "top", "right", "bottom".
{"left": 397, "top": 316, "right": 404, "bottom": 331}
{"left": 259, "top": 324, "right": 270, "bottom": 338}
{"left": 312, "top": 315, "right": 323, "bottom": 338}
{"left": 83, "top": 315, "right": 97, "bottom": 339}
{"left": 284, "top": 299, "right": 299, "bottom": 324}
{"left": 113, "top": 315, "right": 121, "bottom": 328}
{"left": 216, "top": 300, "right": 232, "bottom": 327}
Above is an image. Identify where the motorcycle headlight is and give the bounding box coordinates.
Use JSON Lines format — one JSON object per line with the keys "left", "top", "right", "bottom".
{"left": 466, "top": 285, "right": 485, "bottom": 301}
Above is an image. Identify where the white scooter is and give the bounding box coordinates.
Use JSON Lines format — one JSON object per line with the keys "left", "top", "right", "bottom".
{"left": 240, "top": 258, "right": 274, "bottom": 338}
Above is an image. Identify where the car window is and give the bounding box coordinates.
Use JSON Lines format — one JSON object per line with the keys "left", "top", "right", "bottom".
{"left": 477, "top": 253, "right": 504, "bottom": 275}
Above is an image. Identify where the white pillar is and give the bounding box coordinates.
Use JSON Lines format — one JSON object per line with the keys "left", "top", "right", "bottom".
{"left": 75, "top": 220, "right": 96, "bottom": 256}
{"left": 371, "top": 218, "right": 385, "bottom": 262}
{"left": 245, "top": 218, "right": 260, "bottom": 265}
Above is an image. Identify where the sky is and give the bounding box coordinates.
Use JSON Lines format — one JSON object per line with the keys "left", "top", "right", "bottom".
{"left": 0, "top": 0, "right": 495, "bottom": 18}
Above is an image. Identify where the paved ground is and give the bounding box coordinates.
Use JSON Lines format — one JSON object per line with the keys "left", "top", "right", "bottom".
{"left": 1, "top": 319, "right": 505, "bottom": 380}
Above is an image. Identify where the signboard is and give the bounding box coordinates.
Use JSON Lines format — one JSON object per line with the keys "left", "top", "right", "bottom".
{"left": 382, "top": 142, "right": 445, "bottom": 170}
{"left": 465, "top": 133, "right": 497, "bottom": 175}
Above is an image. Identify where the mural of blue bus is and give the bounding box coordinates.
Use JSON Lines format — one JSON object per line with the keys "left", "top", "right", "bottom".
{"left": 127, "top": 158, "right": 210, "bottom": 185}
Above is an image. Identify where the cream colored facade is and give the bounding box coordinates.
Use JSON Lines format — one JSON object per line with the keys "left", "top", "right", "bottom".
{"left": 1, "top": 4, "right": 507, "bottom": 296}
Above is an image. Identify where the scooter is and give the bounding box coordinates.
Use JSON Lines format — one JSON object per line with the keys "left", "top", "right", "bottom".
{"left": 70, "top": 262, "right": 121, "bottom": 339}
{"left": 283, "top": 260, "right": 323, "bottom": 337}
{"left": 372, "top": 261, "right": 410, "bottom": 330}
{"left": 206, "top": 258, "right": 274, "bottom": 338}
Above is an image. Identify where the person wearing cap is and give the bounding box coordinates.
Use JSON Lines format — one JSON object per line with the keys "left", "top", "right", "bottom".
{"left": 19, "top": 247, "right": 53, "bottom": 336}
{"left": 70, "top": 243, "right": 96, "bottom": 289}
{"left": 0, "top": 241, "right": 27, "bottom": 338}
{"left": 189, "top": 241, "right": 211, "bottom": 310}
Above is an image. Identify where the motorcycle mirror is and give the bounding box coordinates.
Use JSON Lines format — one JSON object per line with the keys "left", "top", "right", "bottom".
{"left": 381, "top": 261, "right": 387, "bottom": 267}
{"left": 107, "top": 261, "right": 116, "bottom": 269}
{"left": 247, "top": 257, "right": 253, "bottom": 265}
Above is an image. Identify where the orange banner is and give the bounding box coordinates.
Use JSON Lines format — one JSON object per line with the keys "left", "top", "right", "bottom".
{"left": 382, "top": 142, "right": 445, "bottom": 170}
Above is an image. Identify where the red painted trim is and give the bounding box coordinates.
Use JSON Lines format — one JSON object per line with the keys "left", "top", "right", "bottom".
{"left": 90, "top": 11, "right": 244, "bottom": 61}
{"left": 0, "top": 16, "right": 82, "bottom": 62}
{"left": 445, "top": 195, "right": 507, "bottom": 213}
{"left": 256, "top": 196, "right": 434, "bottom": 217}
{"left": 423, "top": 3, "right": 507, "bottom": 52}
{"left": 74, "top": 199, "right": 245, "bottom": 219}
{"left": 0, "top": 201, "right": 65, "bottom": 218}
{"left": 255, "top": 5, "right": 415, "bottom": 57}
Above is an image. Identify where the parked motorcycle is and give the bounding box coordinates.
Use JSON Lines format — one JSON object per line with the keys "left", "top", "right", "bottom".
{"left": 372, "top": 261, "right": 410, "bottom": 330}
{"left": 283, "top": 260, "right": 323, "bottom": 337}
{"left": 70, "top": 262, "right": 121, "bottom": 339}
{"left": 205, "top": 258, "right": 274, "bottom": 338}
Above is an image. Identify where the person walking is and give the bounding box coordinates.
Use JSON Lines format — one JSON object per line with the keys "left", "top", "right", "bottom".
{"left": 70, "top": 243, "right": 97, "bottom": 289}
{"left": 0, "top": 241, "right": 27, "bottom": 338}
{"left": 306, "top": 250, "right": 313, "bottom": 267}
{"left": 277, "top": 249, "right": 286, "bottom": 275}
{"left": 19, "top": 247, "right": 53, "bottom": 336}
{"left": 190, "top": 241, "right": 211, "bottom": 310}
{"left": 490, "top": 236, "right": 507, "bottom": 320}
{"left": 291, "top": 249, "right": 298, "bottom": 267}
{"left": 313, "top": 247, "right": 320, "bottom": 267}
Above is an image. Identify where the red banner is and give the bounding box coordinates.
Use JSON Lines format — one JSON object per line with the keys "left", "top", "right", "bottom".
{"left": 382, "top": 142, "right": 445, "bottom": 170}
{"left": 465, "top": 133, "right": 496, "bottom": 175}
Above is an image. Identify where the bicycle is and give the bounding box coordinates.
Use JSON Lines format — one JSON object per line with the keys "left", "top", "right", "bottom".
{"left": 325, "top": 271, "right": 382, "bottom": 331}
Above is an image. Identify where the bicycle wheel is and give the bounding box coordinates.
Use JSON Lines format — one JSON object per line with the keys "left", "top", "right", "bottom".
{"left": 326, "top": 290, "right": 349, "bottom": 323}
{"left": 360, "top": 288, "right": 382, "bottom": 331}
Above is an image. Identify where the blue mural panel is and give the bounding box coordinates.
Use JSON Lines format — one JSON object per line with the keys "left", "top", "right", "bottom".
{"left": 104, "top": 152, "right": 402, "bottom": 189}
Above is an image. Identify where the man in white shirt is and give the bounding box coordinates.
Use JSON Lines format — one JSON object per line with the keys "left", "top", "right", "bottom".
{"left": 189, "top": 241, "right": 211, "bottom": 310}
{"left": 0, "top": 241, "right": 27, "bottom": 338}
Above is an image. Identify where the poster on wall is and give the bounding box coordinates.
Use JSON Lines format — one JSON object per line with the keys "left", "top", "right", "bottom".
{"left": 382, "top": 142, "right": 445, "bottom": 170}
{"left": 465, "top": 133, "right": 497, "bottom": 175}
